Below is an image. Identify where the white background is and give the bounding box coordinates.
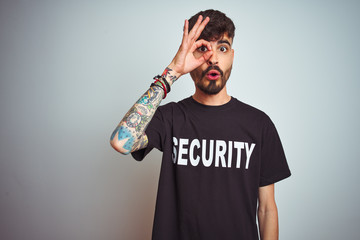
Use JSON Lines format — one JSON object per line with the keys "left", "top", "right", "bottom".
{"left": 1, "top": 0, "right": 359, "bottom": 239}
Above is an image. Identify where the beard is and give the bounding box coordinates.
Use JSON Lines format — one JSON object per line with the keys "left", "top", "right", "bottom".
{"left": 195, "top": 65, "right": 232, "bottom": 95}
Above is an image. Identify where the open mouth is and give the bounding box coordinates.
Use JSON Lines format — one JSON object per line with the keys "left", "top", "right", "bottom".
{"left": 206, "top": 70, "right": 221, "bottom": 80}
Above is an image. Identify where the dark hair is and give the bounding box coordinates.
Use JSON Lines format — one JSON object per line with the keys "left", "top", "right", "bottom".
{"left": 188, "top": 9, "right": 235, "bottom": 42}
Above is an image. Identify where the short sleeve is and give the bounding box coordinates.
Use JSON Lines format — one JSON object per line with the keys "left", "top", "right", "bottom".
{"left": 259, "top": 116, "right": 291, "bottom": 187}
{"left": 131, "top": 107, "right": 166, "bottom": 161}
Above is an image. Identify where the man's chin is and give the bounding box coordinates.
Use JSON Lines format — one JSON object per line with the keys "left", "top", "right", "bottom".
{"left": 197, "top": 81, "right": 224, "bottom": 95}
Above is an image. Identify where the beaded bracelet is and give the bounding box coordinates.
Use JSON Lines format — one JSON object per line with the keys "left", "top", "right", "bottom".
{"left": 152, "top": 75, "right": 171, "bottom": 99}
{"left": 153, "top": 75, "right": 171, "bottom": 94}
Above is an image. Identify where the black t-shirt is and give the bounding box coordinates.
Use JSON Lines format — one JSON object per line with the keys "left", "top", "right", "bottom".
{"left": 132, "top": 96, "right": 291, "bottom": 240}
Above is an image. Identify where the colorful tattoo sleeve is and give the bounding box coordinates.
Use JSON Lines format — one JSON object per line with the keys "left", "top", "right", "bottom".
{"left": 111, "top": 68, "right": 178, "bottom": 154}
{"left": 110, "top": 85, "right": 163, "bottom": 154}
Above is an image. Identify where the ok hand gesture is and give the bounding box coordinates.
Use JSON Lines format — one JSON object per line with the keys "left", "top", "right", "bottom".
{"left": 169, "top": 15, "right": 213, "bottom": 78}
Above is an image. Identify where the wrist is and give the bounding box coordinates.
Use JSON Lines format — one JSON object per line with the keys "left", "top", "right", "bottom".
{"left": 162, "top": 65, "right": 181, "bottom": 86}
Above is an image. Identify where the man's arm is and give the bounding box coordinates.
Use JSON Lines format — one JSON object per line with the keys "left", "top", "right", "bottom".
{"left": 110, "top": 15, "right": 213, "bottom": 154}
{"left": 109, "top": 72, "right": 172, "bottom": 154}
{"left": 258, "top": 184, "right": 279, "bottom": 240}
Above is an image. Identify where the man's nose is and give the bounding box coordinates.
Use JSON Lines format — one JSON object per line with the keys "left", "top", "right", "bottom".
{"left": 207, "top": 50, "right": 218, "bottom": 65}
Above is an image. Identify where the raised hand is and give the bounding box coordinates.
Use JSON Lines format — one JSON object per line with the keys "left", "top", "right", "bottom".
{"left": 169, "top": 15, "right": 213, "bottom": 78}
{"left": 110, "top": 16, "right": 213, "bottom": 155}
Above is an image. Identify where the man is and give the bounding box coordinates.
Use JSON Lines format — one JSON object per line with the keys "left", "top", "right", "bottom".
{"left": 110, "top": 9, "right": 291, "bottom": 240}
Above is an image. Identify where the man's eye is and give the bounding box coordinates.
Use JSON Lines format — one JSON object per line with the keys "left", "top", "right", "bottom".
{"left": 219, "top": 46, "right": 228, "bottom": 52}
{"left": 198, "top": 46, "right": 208, "bottom": 52}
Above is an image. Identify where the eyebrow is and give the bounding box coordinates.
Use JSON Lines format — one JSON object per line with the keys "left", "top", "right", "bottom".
{"left": 217, "top": 39, "right": 232, "bottom": 46}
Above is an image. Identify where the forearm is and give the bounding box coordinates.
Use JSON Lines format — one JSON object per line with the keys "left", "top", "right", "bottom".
{"left": 110, "top": 15, "right": 211, "bottom": 154}
{"left": 110, "top": 67, "right": 179, "bottom": 154}
{"left": 258, "top": 206, "right": 279, "bottom": 240}
{"left": 110, "top": 87, "right": 162, "bottom": 154}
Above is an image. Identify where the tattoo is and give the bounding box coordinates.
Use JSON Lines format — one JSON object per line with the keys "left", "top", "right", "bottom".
{"left": 148, "top": 87, "right": 160, "bottom": 102}
{"left": 135, "top": 114, "right": 150, "bottom": 132}
{"left": 126, "top": 112, "right": 141, "bottom": 128}
{"left": 110, "top": 125, "right": 120, "bottom": 141}
{"left": 110, "top": 125, "right": 135, "bottom": 152}
{"left": 132, "top": 134, "right": 149, "bottom": 152}
{"left": 162, "top": 67, "right": 178, "bottom": 83}
{"left": 112, "top": 83, "right": 164, "bottom": 153}
{"left": 137, "top": 86, "right": 161, "bottom": 110}
{"left": 135, "top": 88, "right": 162, "bottom": 118}
{"left": 137, "top": 105, "right": 148, "bottom": 115}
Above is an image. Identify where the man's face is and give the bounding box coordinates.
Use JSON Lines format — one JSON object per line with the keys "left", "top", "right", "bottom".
{"left": 190, "top": 34, "right": 234, "bottom": 95}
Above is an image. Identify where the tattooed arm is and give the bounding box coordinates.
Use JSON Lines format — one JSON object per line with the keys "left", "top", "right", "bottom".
{"left": 110, "top": 15, "right": 212, "bottom": 154}
{"left": 110, "top": 68, "right": 178, "bottom": 154}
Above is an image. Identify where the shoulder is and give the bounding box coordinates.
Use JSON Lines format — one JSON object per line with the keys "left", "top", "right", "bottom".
{"left": 231, "top": 97, "right": 272, "bottom": 123}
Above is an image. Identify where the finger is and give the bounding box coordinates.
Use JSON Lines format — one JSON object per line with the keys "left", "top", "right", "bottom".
{"left": 188, "top": 15, "right": 203, "bottom": 39}
{"left": 190, "top": 39, "right": 212, "bottom": 53}
{"left": 201, "top": 50, "right": 213, "bottom": 62}
{"left": 181, "top": 19, "right": 189, "bottom": 46}
{"left": 194, "top": 16, "right": 210, "bottom": 40}
{"left": 183, "top": 19, "right": 189, "bottom": 39}
{"left": 194, "top": 50, "right": 213, "bottom": 66}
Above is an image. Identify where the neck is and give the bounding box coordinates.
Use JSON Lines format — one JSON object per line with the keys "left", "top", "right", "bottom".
{"left": 192, "top": 86, "right": 231, "bottom": 106}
